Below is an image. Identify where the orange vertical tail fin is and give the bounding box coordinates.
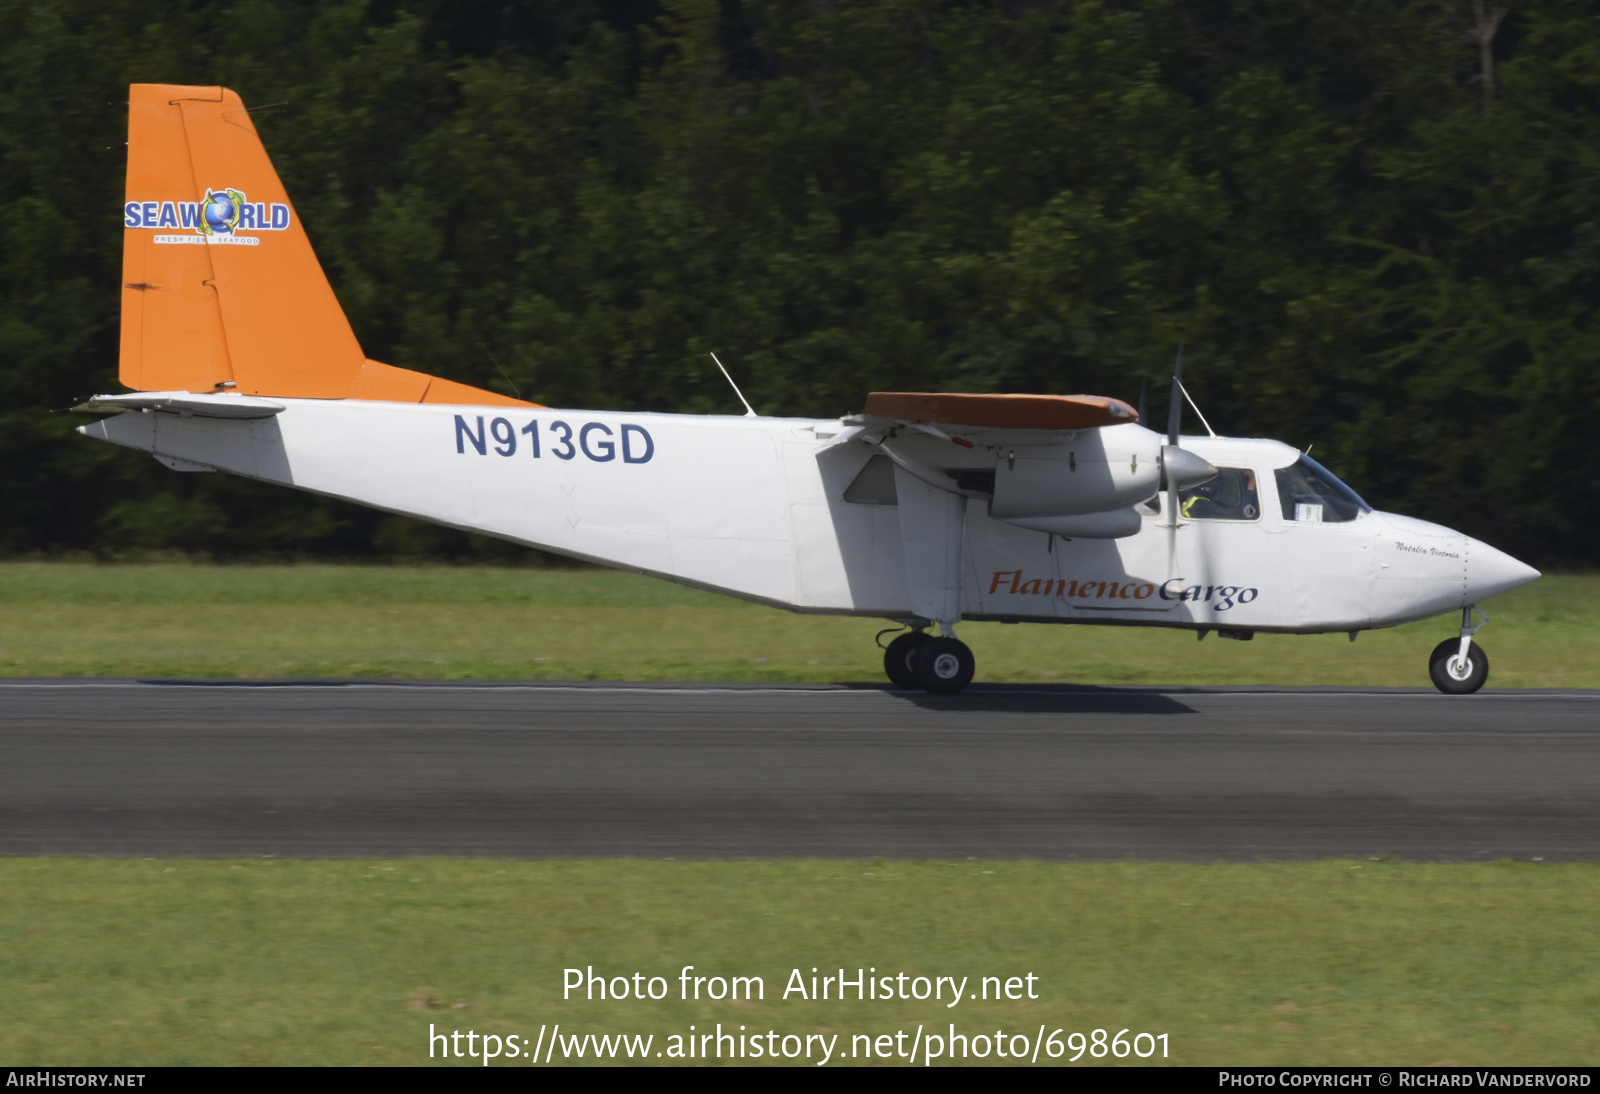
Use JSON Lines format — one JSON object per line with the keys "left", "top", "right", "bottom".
{"left": 120, "top": 84, "right": 534, "bottom": 407}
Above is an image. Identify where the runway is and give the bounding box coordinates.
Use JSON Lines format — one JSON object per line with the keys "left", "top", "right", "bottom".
{"left": 2, "top": 679, "right": 1597, "bottom": 861}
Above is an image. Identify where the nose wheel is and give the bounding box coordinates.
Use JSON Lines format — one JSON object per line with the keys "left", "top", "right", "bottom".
{"left": 1429, "top": 639, "right": 1488, "bottom": 693}
{"left": 880, "top": 629, "right": 976, "bottom": 694}
{"left": 1428, "top": 606, "right": 1490, "bottom": 694}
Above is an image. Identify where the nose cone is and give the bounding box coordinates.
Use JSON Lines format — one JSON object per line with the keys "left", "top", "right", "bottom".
{"left": 1467, "top": 539, "right": 1541, "bottom": 602}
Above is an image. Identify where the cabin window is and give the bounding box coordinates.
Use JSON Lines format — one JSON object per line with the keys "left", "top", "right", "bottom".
{"left": 1274, "top": 455, "right": 1370, "bottom": 523}
{"left": 1177, "top": 467, "right": 1260, "bottom": 521}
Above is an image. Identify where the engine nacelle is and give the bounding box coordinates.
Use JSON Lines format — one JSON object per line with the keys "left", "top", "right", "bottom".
{"left": 994, "top": 507, "right": 1142, "bottom": 539}
{"left": 988, "top": 427, "right": 1163, "bottom": 520}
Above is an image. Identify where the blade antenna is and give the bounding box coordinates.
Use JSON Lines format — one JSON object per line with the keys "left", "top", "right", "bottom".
{"left": 709, "top": 352, "right": 757, "bottom": 417}
{"left": 1136, "top": 379, "right": 1147, "bottom": 425}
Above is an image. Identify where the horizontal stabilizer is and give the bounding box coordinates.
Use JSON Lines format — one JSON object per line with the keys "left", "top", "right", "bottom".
{"left": 864, "top": 392, "right": 1137, "bottom": 431}
{"left": 74, "top": 391, "right": 285, "bottom": 419}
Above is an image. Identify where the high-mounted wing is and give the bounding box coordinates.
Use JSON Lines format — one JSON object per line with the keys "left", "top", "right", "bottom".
{"left": 863, "top": 392, "right": 1137, "bottom": 431}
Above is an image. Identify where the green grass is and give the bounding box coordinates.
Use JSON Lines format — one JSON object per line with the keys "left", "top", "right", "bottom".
{"left": 2, "top": 859, "right": 1596, "bottom": 1066}
{"left": 0, "top": 562, "right": 1593, "bottom": 686}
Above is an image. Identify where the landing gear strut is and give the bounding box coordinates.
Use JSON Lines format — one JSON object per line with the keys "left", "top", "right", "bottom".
{"left": 1429, "top": 606, "right": 1489, "bottom": 694}
{"left": 880, "top": 627, "right": 976, "bottom": 694}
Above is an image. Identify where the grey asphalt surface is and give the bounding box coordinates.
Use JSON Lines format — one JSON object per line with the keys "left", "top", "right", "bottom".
{"left": 2, "top": 679, "right": 1597, "bottom": 860}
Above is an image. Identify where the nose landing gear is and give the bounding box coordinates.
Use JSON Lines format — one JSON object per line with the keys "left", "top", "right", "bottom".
{"left": 879, "top": 627, "right": 976, "bottom": 694}
{"left": 1429, "top": 606, "right": 1490, "bottom": 694}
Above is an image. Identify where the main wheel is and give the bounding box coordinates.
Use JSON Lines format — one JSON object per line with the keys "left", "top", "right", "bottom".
{"left": 1429, "top": 638, "right": 1489, "bottom": 694}
{"left": 883, "top": 632, "right": 930, "bottom": 689}
{"left": 914, "top": 636, "right": 976, "bottom": 695}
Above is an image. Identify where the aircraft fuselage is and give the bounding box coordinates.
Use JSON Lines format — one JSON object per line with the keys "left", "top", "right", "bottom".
{"left": 81, "top": 404, "right": 1532, "bottom": 637}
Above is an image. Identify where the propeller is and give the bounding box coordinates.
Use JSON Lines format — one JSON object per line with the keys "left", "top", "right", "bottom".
{"left": 1156, "top": 344, "right": 1219, "bottom": 571}
{"left": 1163, "top": 345, "right": 1184, "bottom": 579}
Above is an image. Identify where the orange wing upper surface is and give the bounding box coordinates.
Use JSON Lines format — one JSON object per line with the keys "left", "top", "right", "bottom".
{"left": 863, "top": 392, "right": 1137, "bottom": 431}
{"left": 121, "top": 84, "right": 534, "bottom": 408}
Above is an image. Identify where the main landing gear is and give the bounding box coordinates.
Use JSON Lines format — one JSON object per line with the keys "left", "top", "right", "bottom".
{"left": 1429, "top": 606, "right": 1490, "bottom": 694}
{"left": 880, "top": 628, "right": 976, "bottom": 695}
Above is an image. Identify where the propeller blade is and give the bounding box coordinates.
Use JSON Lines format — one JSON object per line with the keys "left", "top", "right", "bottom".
{"left": 1163, "top": 445, "right": 1184, "bottom": 567}
{"left": 1137, "top": 379, "right": 1147, "bottom": 425}
{"left": 1165, "top": 343, "right": 1184, "bottom": 572}
{"left": 1166, "top": 342, "right": 1184, "bottom": 447}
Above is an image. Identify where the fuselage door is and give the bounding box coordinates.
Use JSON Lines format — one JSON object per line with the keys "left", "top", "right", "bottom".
{"left": 1270, "top": 454, "right": 1376, "bottom": 630}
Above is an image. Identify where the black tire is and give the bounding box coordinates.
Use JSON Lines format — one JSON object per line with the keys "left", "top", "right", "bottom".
{"left": 883, "top": 632, "right": 930, "bottom": 689}
{"left": 914, "top": 636, "right": 976, "bottom": 695}
{"left": 1429, "top": 638, "right": 1489, "bottom": 694}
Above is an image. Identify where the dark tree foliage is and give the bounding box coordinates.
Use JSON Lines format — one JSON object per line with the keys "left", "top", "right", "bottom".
{"left": 0, "top": 0, "right": 1594, "bottom": 564}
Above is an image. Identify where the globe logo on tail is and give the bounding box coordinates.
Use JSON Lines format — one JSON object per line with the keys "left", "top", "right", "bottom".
{"left": 199, "top": 189, "right": 244, "bottom": 236}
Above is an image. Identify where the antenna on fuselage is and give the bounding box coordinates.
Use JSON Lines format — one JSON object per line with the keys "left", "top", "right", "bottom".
{"left": 1176, "top": 377, "right": 1218, "bottom": 438}
{"left": 480, "top": 343, "right": 523, "bottom": 401}
{"left": 709, "top": 352, "right": 758, "bottom": 417}
{"left": 1166, "top": 343, "right": 1184, "bottom": 447}
{"left": 1137, "top": 379, "right": 1147, "bottom": 424}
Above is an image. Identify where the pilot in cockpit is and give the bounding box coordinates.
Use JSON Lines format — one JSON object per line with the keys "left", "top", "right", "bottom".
{"left": 1180, "top": 468, "right": 1261, "bottom": 521}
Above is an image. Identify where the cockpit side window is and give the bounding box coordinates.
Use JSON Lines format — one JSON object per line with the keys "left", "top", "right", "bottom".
{"left": 1274, "top": 455, "right": 1370, "bottom": 523}
{"left": 1177, "top": 467, "right": 1260, "bottom": 521}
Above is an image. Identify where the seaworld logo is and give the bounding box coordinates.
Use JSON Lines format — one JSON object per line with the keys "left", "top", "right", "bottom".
{"left": 124, "top": 188, "right": 290, "bottom": 246}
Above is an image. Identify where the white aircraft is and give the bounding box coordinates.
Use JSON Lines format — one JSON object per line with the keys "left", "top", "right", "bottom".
{"left": 77, "top": 84, "right": 1541, "bottom": 694}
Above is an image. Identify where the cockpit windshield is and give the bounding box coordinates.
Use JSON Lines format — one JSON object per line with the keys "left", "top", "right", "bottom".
{"left": 1275, "top": 455, "right": 1370, "bottom": 523}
